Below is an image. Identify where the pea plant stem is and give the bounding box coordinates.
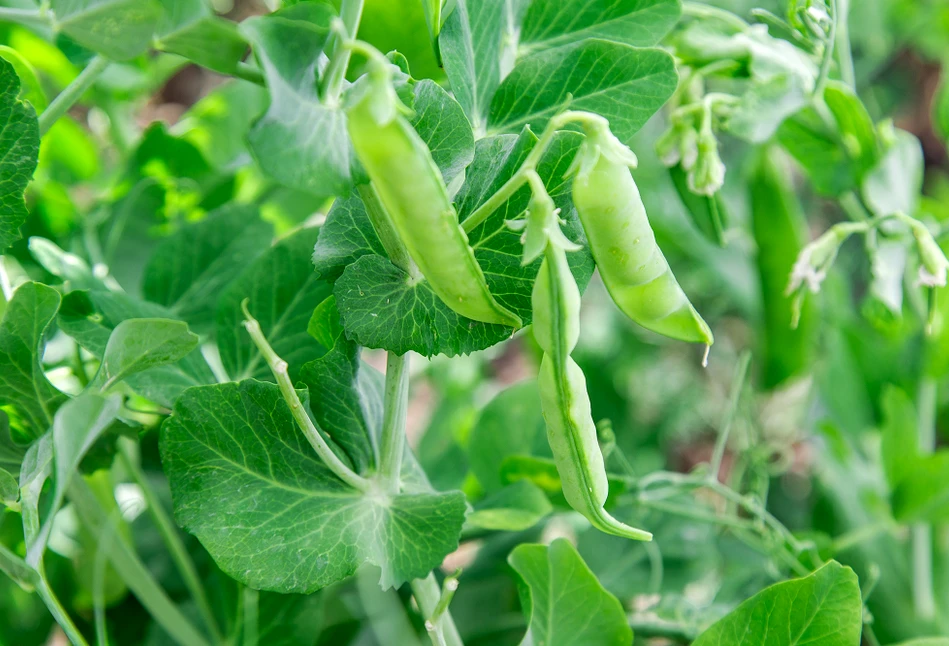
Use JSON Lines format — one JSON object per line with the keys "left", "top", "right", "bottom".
{"left": 411, "top": 573, "right": 463, "bottom": 646}
{"left": 0, "top": 6, "right": 49, "bottom": 27}
{"left": 357, "top": 183, "right": 422, "bottom": 281}
{"left": 241, "top": 302, "right": 371, "bottom": 492}
{"left": 912, "top": 377, "right": 937, "bottom": 620}
{"left": 68, "top": 477, "right": 211, "bottom": 646}
{"left": 34, "top": 574, "right": 91, "bottom": 646}
{"left": 118, "top": 442, "right": 223, "bottom": 643}
{"left": 681, "top": 2, "right": 748, "bottom": 30}
{"left": 38, "top": 56, "right": 110, "bottom": 136}
{"left": 814, "top": 0, "right": 839, "bottom": 97}
{"left": 242, "top": 587, "right": 259, "bottom": 646}
{"left": 834, "top": 0, "right": 855, "bottom": 88}
{"left": 708, "top": 351, "right": 751, "bottom": 482}
{"left": 321, "top": 0, "right": 365, "bottom": 103}
{"left": 461, "top": 110, "right": 603, "bottom": 234}
{"left": 379, "top": 351, "right": 410, "bottom": 492}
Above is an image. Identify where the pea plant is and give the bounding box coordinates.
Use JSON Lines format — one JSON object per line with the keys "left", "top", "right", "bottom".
{"left": 2, "top": 0, "right": 949, "bottom": 643}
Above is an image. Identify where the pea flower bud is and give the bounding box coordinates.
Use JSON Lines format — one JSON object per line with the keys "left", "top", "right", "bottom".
{"left": 786, "top": 222, "right": 865, "bottom": 326}
{"left": 687, "top": 130, "right": 725, "bottom": 196}
{"left": 909, "top": 220, "right": 949, "bottom": 288}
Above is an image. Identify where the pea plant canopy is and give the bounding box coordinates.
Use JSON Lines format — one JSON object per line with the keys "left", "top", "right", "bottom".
{"left": 2, "top": 0, "right": 949, "bottom": 644}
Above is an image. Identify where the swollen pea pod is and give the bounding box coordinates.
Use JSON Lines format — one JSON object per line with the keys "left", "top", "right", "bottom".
{"left": 570, "top": 121, "right": 713, "bottom": 349}
{"left": 346, "top": 63, "right": 521, "bottom": 329}
{"left": 530, "top": 195, "right": 652, "bottom": 541}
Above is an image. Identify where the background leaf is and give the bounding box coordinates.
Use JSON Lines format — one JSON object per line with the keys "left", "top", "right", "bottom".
{"left": 95, "top": 318, "right": 200, "bottom": 390}
{"left": 51, "top": 0, "right": 164, "bottom": 60}
{"left": 692, "top": 561, "right": 862, "bottom": 646}
{"left": 216, "top": 227, "right": 331, "bottom": 382}
{"left": 509, "top": 538, "right": 633, "bottom": 646}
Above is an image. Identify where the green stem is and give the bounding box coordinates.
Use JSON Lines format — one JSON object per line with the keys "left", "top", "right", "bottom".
{"left": 118, "top": 443, "right": 222, "bottom": 643}
{"left": 234, "top": 61, "right": 265, "bottom": 87}
{"left": 834, "top": 0, "right": 855, "bottom": 89}
{"left": 681, "top": 2, "right": 748, "bottom": 31}
{"left": 242, "top": 587, "right": 258, "bottom": 646}
{"left": 913, "top": 377, "right": 937, "bottom": 620}
{"left": 0, "top": 6, "right": 49, "bottom": 27}
{"left": 708, "top": 351, "right": 751, "bottom": 482}
{"left": 68, "top": 478, "right": 211, "bottom": 646}
{"left": 241, "top": 302, "right": 371, "bottom": 492}
{"left": 460, "top": 111, "right": 591, "bottom": 234}
{"left": 411, "top": 574, "right": 463, "bottom": 646}
{"left": 0, "top": 542, "right": 35, "bottom": 590}
{"left": 814, "top": 0, "right": 839, "bottom": 97}
{"left": 38, "top": 56, "right": 109, "bottom": 136}
{"left": 357, "top": 183, "right": 421, "bottom": 281}
{"left": 34, "top": 574, "right": 91, "bottom": 646}
{"left": 320, "top": 0, "right": 365, "bottom": 103}
{"left": 379, "top": 351, "right": 410, "bottom": 493}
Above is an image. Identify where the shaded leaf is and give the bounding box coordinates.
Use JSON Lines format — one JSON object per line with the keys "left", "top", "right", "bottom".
{"left": 142, "top": 204, "right": 272, "bottom": 332}
{"left": 155, "top": 0, "right": 248, "bottom": 75}
{"left": 51, "top": 0, "right": 163, "bottom": 60}
{"left": 59, "top": 290, "right": 214, "bottom": 408}
{"left": 216, "top": 227, "right": 331, "bottom": 381}
{"left": 241, "top": 3, "right": 350, "bottom": 199}
{"left": 467, "top": 481, "right": 552, "bottom": 532}
{"left": 0, "top": 58, "right": 39, "bottom": 254}
{"left": 0, "top": 283, "right": 66, "bottom": 438}
{"left": 95, "top": 319, "right": 200, "bottom": 390}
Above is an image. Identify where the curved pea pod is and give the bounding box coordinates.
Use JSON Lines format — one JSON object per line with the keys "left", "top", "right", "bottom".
{"left": 538, "top": 354, "right": 652, "bottom": 541}
{"left": 573, "top": 154, "right": 713, "bottom": 347}
{"left": 532, "top": 248, "right": 651, "bottom": 541}
{"left": 346, "top": 82, "right": 521, "bottom": 329}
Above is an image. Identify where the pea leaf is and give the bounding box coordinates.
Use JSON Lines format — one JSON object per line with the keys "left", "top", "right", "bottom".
{"left": 691, "top": 561, "right": 862, "bottom": 646}
{"left": 312, "top": 190, "right": 390, "bottom": 282}
{"left": 332, "top": 130, "right": 594, "bottom": 357}
{"left": 509, "top": 538, "right": 633, "bottom": 646}
{"left": 299, "top": 334, "right": 382, "bottom": 476}
{"left": 241, "top": 3, "right": 350, "bottom": 199}
{"left": 467, "top": 380, "right": 546, "bottom": 493}
{"left": 439, "top": 0, "right": 530, "bottom": 134}
{"left": 410, "top": 80, "right": 476, "bottom": 187}
{"left": 520, "top": 0, "right": 681, "bottom": 52}
{"left": 488, "top": 40, "right": 677, "bottom": 143}
{"left": 892, "top": 452, "right": 949, "bottom": 523}
{"left": 467, "top": 481, "right": 552, "bottom": 531}
{"left": 0, "top": 283, "right": 66, "bottom": 439}
{"left": 51, "top": 0, "right": 164, "bottom": 60}
{"left": 154, "top": 0, "right": 249, "bottom": 75}
{"left": 824, "top": 82, "right": 880, "bottom": 182}
{"left": 27, "top": 393, "right": 121, "bottom": 566}
{"left": 890, "top": 640, "right": 949, "bottom": 646}
{"left": 142, "top": 204, "right": 273, "bottom": 333}
{"left": 94, "top": 319, "right": 200, "bottom": 391}
{"left": 58, "top": 290, "right": 214, "bottom": 408}
{"left": 216, "top": 227, "right": 332, "bottom": 382}
{"left": 778, "top": 108, "right": 856, "bottom": 197}
{"left": 0, "top": 58, "right": 39, "bottom": 254}
{"left": 0, "top": 412, "right": 29, "bottom": 478}
{"left": 861, "top": 129, "right": 924, "bottom": 218}
{"left": 161, "top": 379, "right": 467, "bottom": 593}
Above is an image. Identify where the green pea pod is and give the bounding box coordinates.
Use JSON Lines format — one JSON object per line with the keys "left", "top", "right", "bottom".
{"left": 669, "top": 164, "right": 728, "bottom": 246}
{"left": 533, "top": 245, "right": 652, "bottom": 541}
{"left": 750, "top": 148, "right": 813, "bottom": 387}
{"left": 347, "top": 77, "right": 521, "bottom": 329}
{"left": 573, "top": 153, "right": 713, "bottom": 347}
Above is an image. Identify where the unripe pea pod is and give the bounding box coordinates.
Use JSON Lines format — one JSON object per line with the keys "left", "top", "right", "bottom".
{"left": 346, "top": 70, "right": 521, "bottom": 329}
{"left": 533, "top": 243, "right": 652, "bottom": 541}
{"left": 570, "top": 126, "right": 713, "bottom": 348}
